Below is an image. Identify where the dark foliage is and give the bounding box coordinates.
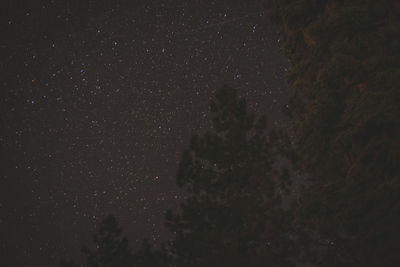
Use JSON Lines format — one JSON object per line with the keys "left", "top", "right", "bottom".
{"left": 164, "top": 85, "right": 296, "bottom": 267}
{"left": 262, "top": 0, "right": 400, "bottom": 265}
{"left": 60, "top": 215, "right": 169, "bottom": 267}
{"left": 60, "top": 215, "right": 134, "bottom": 267}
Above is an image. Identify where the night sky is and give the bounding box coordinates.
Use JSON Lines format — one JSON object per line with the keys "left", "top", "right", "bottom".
{"left": 1, "top": 1, "right": 288, "bottom": 266}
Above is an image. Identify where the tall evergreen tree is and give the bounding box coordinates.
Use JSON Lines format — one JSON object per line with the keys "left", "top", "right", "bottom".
{"left": 165, "top": 85, "right": 296, "bottom": 267}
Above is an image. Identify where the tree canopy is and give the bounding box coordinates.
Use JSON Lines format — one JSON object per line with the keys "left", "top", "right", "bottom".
{"left": 262, "top": 0, "right": 400, "bottom": 265}
{"left": 164, "top": 86, "right": 296, "bottom": 267}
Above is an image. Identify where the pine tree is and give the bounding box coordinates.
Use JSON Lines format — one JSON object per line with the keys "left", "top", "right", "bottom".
{"left": 165, "top": 86, "right": 296, "bottom": 267}
{"left": 60, "top": 215, "right": 134, "bottom": 267}
{"left": 81, "top": 215, "right": 134, "bottom": 267}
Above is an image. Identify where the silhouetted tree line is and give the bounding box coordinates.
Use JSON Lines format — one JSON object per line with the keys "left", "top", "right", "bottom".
{"left": 61, "top": 1, "right": 400, "bottom": 266}
{"left": 61, "top": 86, "right": 298, "bottom": 267}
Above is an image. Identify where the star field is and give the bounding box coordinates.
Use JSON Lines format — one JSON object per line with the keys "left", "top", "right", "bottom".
{"left": 0, "top": 1, "right": 288, "bottom": 266}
